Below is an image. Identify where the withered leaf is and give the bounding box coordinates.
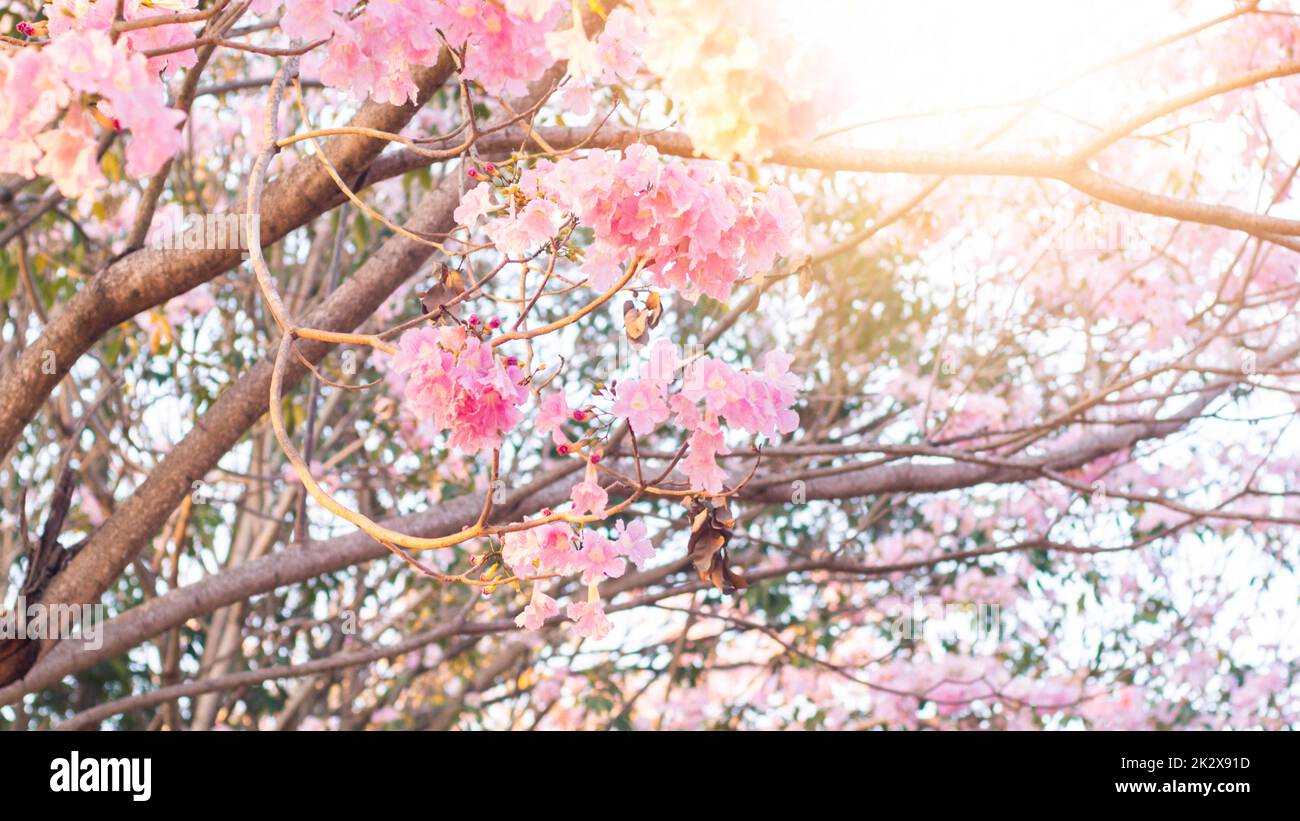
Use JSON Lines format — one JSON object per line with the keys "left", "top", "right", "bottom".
{"left": 644, "top": 291, "right": 663, "bottom": 328}
{"left": 623, "top": 300, "right": 649, "bottom": 346}
{"left": 686, "top": 497, "right": 747, "bottom": 595}
{"left": 418, "top": 264, "right": 465, "bottom": 319}
{"left": 797, "top": 260, "right": 816, "bottom": 299}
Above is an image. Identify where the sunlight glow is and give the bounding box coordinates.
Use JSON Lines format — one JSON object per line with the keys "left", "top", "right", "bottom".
{"left": 807, "top": 0, "right": 1195, "bottom": 143}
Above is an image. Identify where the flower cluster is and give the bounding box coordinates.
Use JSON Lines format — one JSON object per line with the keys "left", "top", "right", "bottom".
{"left": 507, "top": 143, "right": 801, "bottom": 301}
{"left": 545, "top": 6, "right": 645, "bottom": 86}
{"left": 46, "top": 0, "right": 201, "bottom": 76}
{"left": 0, "top": 28, "right": 185, "bottom": 196}
{"left": 674, "top": 349, "right": 801, "bottom": 492}
{"left": 504, "top": 517, "right": 654, "bottom": 638}
{"left": 640, "top": 0, "right": 831, "bottom": 160}
{"left": 541, "top": 340, "right": 800, "bottom": 494}
{"left": 389, "top": 325, "right": 529, "bottom": 454}
{"left": 259, "top": 0, "right": 562, "bottom": 104}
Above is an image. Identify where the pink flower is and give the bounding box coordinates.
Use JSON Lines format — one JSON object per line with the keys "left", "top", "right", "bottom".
{"left": 123, "top": 106, "right": 186, "bottom": 178}
{"left": 594, "top": 8, "right": 646, "bottom": 82}
{"left": 454, "top": 182, "right": 496, "bottom": 228}
{"left": 516, "top": 586, "right": 560, "bottom": 631}
{"left": 0, "top": 139, "right": 42, "bottom": 179}
{"left": 681, "top": 428, "right": 731, "bottom": 493}
{"left": 573, "top": 530, "right": 625, "bottom": 584}
{"left": 312, "top": 17, "right": 377, "bottom": 99}
{"left": 683, "top": 358, "right": 744, "bottom": 414}
{"left": 567, "top": 598, "right": 613, "bottom": 640}
{"left": 579, "top": 244, "right": 625, "bottom": 289}
{"left": 673, "top": 352, "right": 799, "bottom": 439}
{"left": 545, "top": 22, "right": 602, "bottom": 79}
{"left": 516, "top": 198, "right": 563, "bottom": 239}
{"left": 534, "top": 522, "right": 578, "bottom": 573}
{"left": 669, "top": 393, "right": 703, "bottom": 429}
{"left": 390, "top": 327, "right": 528, "bottom": 454}
{"left": 3, "top": 28, "right": 187, "bottom": 192}
{"left": 44, "top": 28, "right": 118, "bottom": 94}
{"left": 761, "top": 349, "right": 800, "bottom": 395}
{"left": 612, "top": 378, "right": 669, "bottom": 433}
{"left": 570, "top": 478, "right": 608, "bottom": 517}
{"left": 46, "top": 0, "right": 116, "bottom": 37}
{"left": 263, "top": 0, "right": 563, "bottom": 104}
{"left": 558, "top": 80, "right": 594, "bottom": 117}
{"left": 613, "top": 519, "right": 655, "bottom": 570}
{"left": 537, "top": 390, "right": 573, "bottom": 446}
{"left": 280, "top": 0, "right": 352, "bottom": 42}
{"left": 503, "top": 521, "right": 578, "bottom": 575}
{"left": 485, "top": 199, "right": 561, "bottom": 257}
{"left": 35, "top": 119, "right": 101, "bottom": 198}
{"left": 501, "top": 528, "right": 542, "bottom": 573}
{"left": 418, "top": 0, "right": 561, "bottom": 99}
{"left": 531, "top": 144, "right": 802, "bottom": 301}
{"left": 115, "top": 0, "right": 203, "bottom": 76}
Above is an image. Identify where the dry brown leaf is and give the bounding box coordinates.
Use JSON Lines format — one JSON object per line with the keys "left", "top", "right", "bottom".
{"left": 624, "top": 299, "right": 649, "bottom": 345}
{"left": 686, "top": 497, "right": 747, "bottom": 594}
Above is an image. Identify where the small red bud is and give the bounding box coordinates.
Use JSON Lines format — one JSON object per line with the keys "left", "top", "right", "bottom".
{"left": 505, "top": 356, "right": 519, "bottom": 368}
{"left": 556, "top": 443, "right": 570, "bottom": 455}
{"left": 484, "top": 162, "right": 497, "bottom": 175}
{"left": 488, "top": 317, "right": 501, "bottom": 329}
{"left": 467, "top": 167, "right": 479, "bottom": 178}
{"left": 467, "top": 314, "right": 480, "bottom": 326}
{"left": 572, "top": 409, "right": 587, "bottom": 422}
{"left": 541, "top": 507, "right": 553, "bottom": 516}
{"left": 16, "top": 21, "right": 32, "bottom": 36}
{"left": 590, "top": 453, "right": 602, "bottom": 464}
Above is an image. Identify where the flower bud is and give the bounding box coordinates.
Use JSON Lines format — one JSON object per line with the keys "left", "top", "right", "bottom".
{"left": 16, "top": 20, "right": 46, "bottom": 37}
